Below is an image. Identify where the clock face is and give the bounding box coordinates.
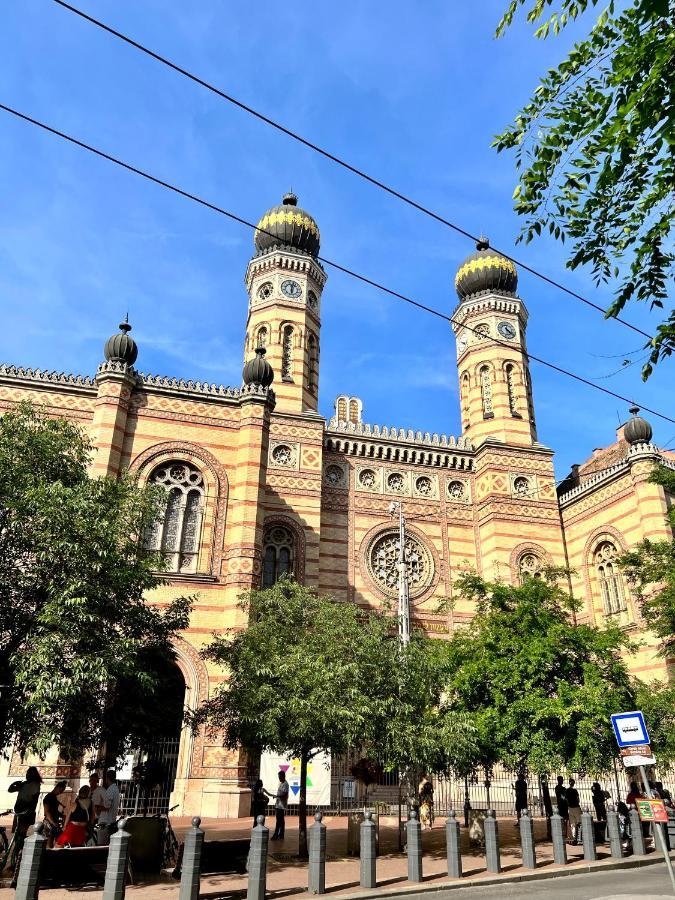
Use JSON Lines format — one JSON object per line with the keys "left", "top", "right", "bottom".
{"left": 458, "top": 334, "right": 468, "bottom": 353}
{"left": 281, "top": 279, "right": 302, "bottom": 299}
{"left": 498, "top": 321, "right": 516, "bottom": 340}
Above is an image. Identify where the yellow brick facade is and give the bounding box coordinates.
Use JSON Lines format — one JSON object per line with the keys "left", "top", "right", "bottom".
{"left": 0, "top": 205, "right": 672, "bottom": 817}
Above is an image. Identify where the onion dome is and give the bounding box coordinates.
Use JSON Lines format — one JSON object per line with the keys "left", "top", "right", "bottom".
{"left": 254, "top": 192, "right": 320, "bottom": 258}
{"left": 242, "top": 346, "right": 274, "bottom": 388}
{"left": 455, "top": 237, "right": 518, "bottom": 301}
{"left": 624, "top": 405, "right": 653, "bottom": 445}
{"left": 104, "top": 317, "right": 138, "bottom": 365}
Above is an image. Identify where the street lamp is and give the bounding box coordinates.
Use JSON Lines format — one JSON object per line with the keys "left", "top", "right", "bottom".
{"left": 389, "top": 501, "right": 410, "bottom": 646}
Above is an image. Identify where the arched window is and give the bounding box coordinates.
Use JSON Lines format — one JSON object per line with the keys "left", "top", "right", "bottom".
{"left": 525, "top": 369, "right": 535, "bottom": 425}
{"left": 349, "top": 399, "right": 360, "bottom": 424}
{"left": 337, "top": 397, "right": 348, "bottom": 421}
{"left": 143, "top": 462, "right": 205, "bottom": 573}
{"left": 505, "top": 363, "right": 518, "bottom": 416}
{"left": 479, "top": 366, "right": 493, "bottom": 418}
{"left": 281, "top": 325, "right": 293, "bottom": 381}
{"left": 255, "top": 326, "right": 268, "bottom": 349}
{"left": 518, "top": 552, "right": 542, "bottom": 583}
{"left": 262, "top": 524, "right": 295, "bottom": 588}
{"left": 307, "top": 334, "right": 317, "bottom": 394}
{"left": 594, "top": 541, "right": 627, "bottom": 615}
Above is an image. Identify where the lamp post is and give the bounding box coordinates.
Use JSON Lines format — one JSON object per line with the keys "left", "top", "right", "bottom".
{"left": 389, "top": 501, "right": 410, "bottom": 646}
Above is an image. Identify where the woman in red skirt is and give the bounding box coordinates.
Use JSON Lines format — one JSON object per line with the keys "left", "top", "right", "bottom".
{"left": 55, "top": 785, "right": 91, "bottom": 848}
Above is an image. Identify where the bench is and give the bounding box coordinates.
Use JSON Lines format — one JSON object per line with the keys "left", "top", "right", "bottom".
{"left": 40, "top": 845, "right": 113, "bottom": 887}
{"left": 173, "top": 838, "right": 251, "bottom": 878}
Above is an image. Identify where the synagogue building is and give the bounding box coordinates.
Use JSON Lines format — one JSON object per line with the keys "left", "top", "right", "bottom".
{"left": 0, "top": 193, "right": 672, "bottom": 817}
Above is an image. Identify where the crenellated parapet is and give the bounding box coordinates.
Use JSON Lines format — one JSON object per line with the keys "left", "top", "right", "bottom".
{"left": 0, "top": 363, "right": 96, "bottom": 392}
{"left": 326, "top": 417, "right": 472, "bottom": 449}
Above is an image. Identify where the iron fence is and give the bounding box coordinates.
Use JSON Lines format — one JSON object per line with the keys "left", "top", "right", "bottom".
{"left": 117, "top": 736, "right": 181, "bottom": 816}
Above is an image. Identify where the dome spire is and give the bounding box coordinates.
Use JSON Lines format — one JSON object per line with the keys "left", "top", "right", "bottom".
{"left": 455, "top": 238, "right": 518, "bottom": 300}
{"left": 624, "top": 405, "right": 653, "bottom": 445}
{"left": 254, "top": 192, "right": 320, "bottom": 258}
{"left": 104, "top": 317, "right": 138, "bottom": 366}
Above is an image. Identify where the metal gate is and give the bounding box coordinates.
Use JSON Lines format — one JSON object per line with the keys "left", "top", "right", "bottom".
{"left": 117, "top": 736, "right": 181, "bottom": 815}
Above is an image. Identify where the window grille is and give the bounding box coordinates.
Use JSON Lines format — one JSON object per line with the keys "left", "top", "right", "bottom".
{"left": 143, "top": 462, "right": 205, "bottom": 573}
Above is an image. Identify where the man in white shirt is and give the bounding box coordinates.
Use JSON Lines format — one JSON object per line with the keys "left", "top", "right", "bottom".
{"left": 271, "top": 771, "right": 289, "bottom": 841}
{"left": 89, "top": 772, "right": 107, "bottom": 821}
{"left": 97, "top": 770, "right": 120, "bottom": 845}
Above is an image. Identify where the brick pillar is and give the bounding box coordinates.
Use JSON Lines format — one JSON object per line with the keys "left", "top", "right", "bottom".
{"left": 91, "top": 362, "right": 136, "bottom": 478}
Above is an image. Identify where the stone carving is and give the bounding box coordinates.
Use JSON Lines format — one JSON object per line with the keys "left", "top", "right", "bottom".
{"left": 367, "top": 530, "right": 434, "bottom": 599}
{"left": 447, "top": 480, "right": 466, "bottom": 501}
{"left": 415, "top": 475, "right": 433, "bottom": 497}
{"left": 480, "top": 366, "right": 493, "bottom": 416}
{"left": 359, "top": 468, "right": 377, "bottom": 489}
{"left": 325, "top": 463, "right": 345, "bottom": 486}
{"left": 387, "top": 472, "right": 405, "bottom": 493}
{"left": 0, "top": 364, "right": 96, "bottom": 388}
{"left": 513, "top": 476, "right": 531, "bottom": 497}
{"left": 518, "top": 552, "right": 541, "bottom": 580}
{"left": 271, "top": 443, "right": 294, "bottom": 467}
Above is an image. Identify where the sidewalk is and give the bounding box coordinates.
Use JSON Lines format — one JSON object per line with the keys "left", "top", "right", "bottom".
{"left": 1, "top": 813, "right": 669, "bottom": 898}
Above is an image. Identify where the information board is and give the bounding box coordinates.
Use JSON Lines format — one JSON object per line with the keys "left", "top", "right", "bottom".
{"left": 637, "top": 799, "right": 669, "bottom": 823}
{"left": 259, "top": 751, "right": 331, "bottom": 806}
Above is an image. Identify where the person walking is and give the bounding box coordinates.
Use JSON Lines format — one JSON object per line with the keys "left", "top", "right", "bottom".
{"left": 8, "top": 766, "right": 42, "bottom": 837}
{"left": 419, "top": 776, "right": 434, "bottom": 829}
{"left": 42, "top": 780, "right": 67, "bottom": 848}
{"left": 251, "top": 778, "right": 273, "bottom": 827}
{"left": 566, "top": 778, "right": 582, "bottom": 845}
{"left": 591, "top": 782, "right": 608, "bottom": 821}
{"left": 271, "top": 771, "right": 289, "bottom": 841}
{"left": 97, "top": 769, "right": 120, "bottom": 846}
{"left": 514, "top": 773, "right": 528, "bottom": 823}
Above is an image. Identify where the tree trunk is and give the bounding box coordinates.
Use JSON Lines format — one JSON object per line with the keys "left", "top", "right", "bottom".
{"left": 298, "top": 749, "right": 309, "bottom": 859}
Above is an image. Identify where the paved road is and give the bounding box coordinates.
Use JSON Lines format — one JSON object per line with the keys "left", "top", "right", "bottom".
{"left": 437, "top": 864, "right": 673, "bottom": 898}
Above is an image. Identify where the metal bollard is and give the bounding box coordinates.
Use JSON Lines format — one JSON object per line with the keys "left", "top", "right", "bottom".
{"left": 550, "top": 806, "right": 567, "bottom": 866}
{"left": 179, "top": 816, "right": 205, "bottom": 900}
{"left": 247, "top": 815, "right": 269, "bottom": 900}
{"left": 484, "top": 809, "right": 501, "bottom": 874}
{"left": 629, "top": 805, "right": 647, "bottom": 856}
{"left": 581, "top": 808, "right": 597, "bottom": 862}
{"left": 519, "top": 808, "right": 536, "bottom": 869}
{"left": 606, "top": 805, "right": 623, "bottom": 859}
{"left": 446, "top": 810, "right": 462, "bottom": 879}
{"left": 360, "top": 811, "right": 377, "bottom": 889}
{"left": 406, "top": 808, "right": 423, "bottom": 883}
{"left": 15, "top": 822, "right": 47, "bottom": 900}
{"left": 103, "top": 818, "right": 131, "bottom": 900}
{"left": 308, "top": 812, "right": 326, "bottom": 894}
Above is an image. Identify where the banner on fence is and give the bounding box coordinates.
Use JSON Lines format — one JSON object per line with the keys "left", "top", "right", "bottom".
{"left": 260, "top": 751, "right": 331, "bottom": 805}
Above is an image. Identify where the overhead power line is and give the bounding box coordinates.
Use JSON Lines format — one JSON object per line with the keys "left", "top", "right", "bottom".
{"left": 50, "top": 0, "right": 653, "bottom": 342}
{"left": 2, "top": 102, "right": 673, "bottom": 428}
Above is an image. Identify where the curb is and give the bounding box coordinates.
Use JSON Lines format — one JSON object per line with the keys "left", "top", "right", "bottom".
{"left": 309, "top": 851, "right": 675, "bottom": 900}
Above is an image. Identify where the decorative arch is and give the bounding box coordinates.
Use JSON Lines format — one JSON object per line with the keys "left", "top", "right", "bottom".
{"left": 171, "top": 636, "right": 214, "bottom": 782}
{"left": 582, "top": 527, "right": 632, "bottom": 621}
{"left": 477, "top": 363, "right": 494, "bottom": 419}
{"left": 130, "top": 441, "right": 229, "bottom": 577}
{"left": 509, "top": 541, "right": 551, "bottom": 585}
{"left": 262, "top": 514, "right": 307, "bottom": 585}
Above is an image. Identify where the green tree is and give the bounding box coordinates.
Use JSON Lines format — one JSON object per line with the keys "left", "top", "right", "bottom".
{"left": 441, "top": 571, "right": 636, "bottom": 775}
{"left": 0, "top": 402, "right": 191, "bottom": 761}
{"left": 494, "top": 0, "right": 674, "bottom": 379}
{"left": 619, "top": 464, "right": 675, "bottom": 653}
{"left": 635, "top": 680, "right": 675, "bottom": 767}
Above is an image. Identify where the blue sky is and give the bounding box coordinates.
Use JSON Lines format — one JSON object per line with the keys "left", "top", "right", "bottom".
{"left": 1, "top": 0, "right": 672, "bottom": 479}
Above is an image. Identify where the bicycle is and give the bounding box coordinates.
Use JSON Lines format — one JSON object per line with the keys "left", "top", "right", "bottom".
{"left": 0, "top": 811, "right": 26, "bottom": 881}
{"left": 156, "top": 804, "right": 180, "bottom": 869}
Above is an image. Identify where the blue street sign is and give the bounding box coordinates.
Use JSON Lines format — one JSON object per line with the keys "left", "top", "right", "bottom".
{"left": 611, "top": 710, "right": 650, "bottom": 748}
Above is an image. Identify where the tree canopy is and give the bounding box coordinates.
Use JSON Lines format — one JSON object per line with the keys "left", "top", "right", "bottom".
{"left": 494, "top": 0, "right": 674, "bottom": 379}
{"left": 194, "top": 578, "right": 477, "bottom": 856}
{"left": 619, "top": 464, "right": 675, "bottom": 654}
{"left": 0, "top": 403, "right": 191, "bottom": 760}
{"left": 440, "top": 571, "right": 636, "bottom": 775}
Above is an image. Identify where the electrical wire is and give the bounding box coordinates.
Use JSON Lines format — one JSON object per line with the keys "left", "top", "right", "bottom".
{"left": 2, "top": 101, "right": 673, "bottom": 428}
{"left": 49, "top": 0, "right": 653, "bottom": 342}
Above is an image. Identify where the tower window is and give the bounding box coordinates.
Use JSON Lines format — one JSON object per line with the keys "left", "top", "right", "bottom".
{"left": 349, "top": 399, "right": 360, "bottom": 425}
{"left": 262, "top": 524, "right": 296, "bottom": 588}
{"left": 281, "top": 325, "right": 294, "bottom": 381}
{"left": 256, "top": 326, "right": 268, "bottom": 349}
{"left": 505, "top": 363, "right": 519, "bottom": 417}
{"left": 337, "top": 397, "right": 348, "bottom": 421}
{"left": 594, "top": 541, "right": 627, "bottom": 615}
{"left": 479, "top": 366, "right": 493, "bottom": 418}
{"left": 307, "top": 334, "right": 318, "bottom": 394}
{"left": 143, "top": 462, "right": 205, "bottom": 574}
{"left": 518, "top": 552, "right": 542, "bottom": 583}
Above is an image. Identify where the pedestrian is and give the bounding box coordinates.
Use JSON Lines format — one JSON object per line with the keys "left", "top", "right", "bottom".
{"left": 42, "top": 780, "right": 67, "bottom": 848}
{"left": 89, "top": 772, "right": 106, "bottom": 822}
{"left": 251, "top": 778, "right": 273, "bottom": 827}
{"left": 626, "top": 780, "right": 643, "bottom": 807}
{"left": 566, "top": 778, "right": 582, "bottom": 845}
{"left": 554, "top": 775, "right": 569, "bottom": 828}
{"left": 55, "top": 785, "right": 91, "bottom": 848}
{"left": 514, "top": 773, "right": 528, "bottom": 823}
{"left": 591, "top": 782, "right": 608, "bottom": 821}
{"left": 270, "top": 770, "right": 289, "bottom": 841}
{"left": 419, "top": 776, "right": 434, "bottom": 829}
{"left": 655, "top": 782, "right": 672, "bottom": 803}
{"left": 7, "top": 766, "right": 42, "bottom": 838}
{"left": 97, "top": 769, "right": 120, "bottom": 846}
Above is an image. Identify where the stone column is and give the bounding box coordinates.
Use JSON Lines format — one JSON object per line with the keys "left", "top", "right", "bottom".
{"left": 581, "top": 808, "right": 597, "bottom": 861}
{"left": 550, "top": 807, "right": 567, "bottom": 866}
{"left": 247, "top": 815, "right": 269, "bottom": 900}
{"left": 308, "top": 812, "right": 326, "bottom": 894}
{"left": 406, "top": 808, "right": 423, "bottom": 883}
{"left": 519, "top": 808, "right": 536, "bottom": 868}
{"left": 91, "top": 362, "right": 136, "bottom": 478}
{"left": 484, "top": 809, "right": 501, "bottom": 874}
{"left": 446, "top": 810, "right": 462, "bottom": 878}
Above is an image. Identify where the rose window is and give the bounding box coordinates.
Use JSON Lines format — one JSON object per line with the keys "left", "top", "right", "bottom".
{"left": 387, "top": 472, "right": 405, "bottom": 493}
{"left": 272, "top": 444, "right": 294, "bottom": 466}
{"left": 513, "top": 476, "right": 530, "bottom": 496}
{"left": 367, "top": 531, "right": 434, "bottom": 599}
{"left": 448, "top": 480, "right": 465, "bottom": 500}
{"left": 359, "top": 469, "right": 377, "bottom": 489}
{"left": 325, "top": 464, "right": 344, "bottom": 486}
{"left": 475, "top": 324, "right": 489, "bottom": 340}
{"left": 257, "top": 282, "right": 273, "bottom": 300}
{"left": 415, "top": 476, "right": 433, "bottom": 496}
{"left": 518, "top": 552, "right": 542, "bottom": 582}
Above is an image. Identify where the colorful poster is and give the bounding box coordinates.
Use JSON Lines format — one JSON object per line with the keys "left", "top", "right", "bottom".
{"left": 259, "top": 751, "right": 331, "bottom": 806}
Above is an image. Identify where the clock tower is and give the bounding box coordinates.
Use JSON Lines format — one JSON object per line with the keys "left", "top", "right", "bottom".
{"left": 452, "top": 239, "right": 537, "bottom": 447}
{"left": 244, "top": 193, "right": 327, "bottom": 414}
